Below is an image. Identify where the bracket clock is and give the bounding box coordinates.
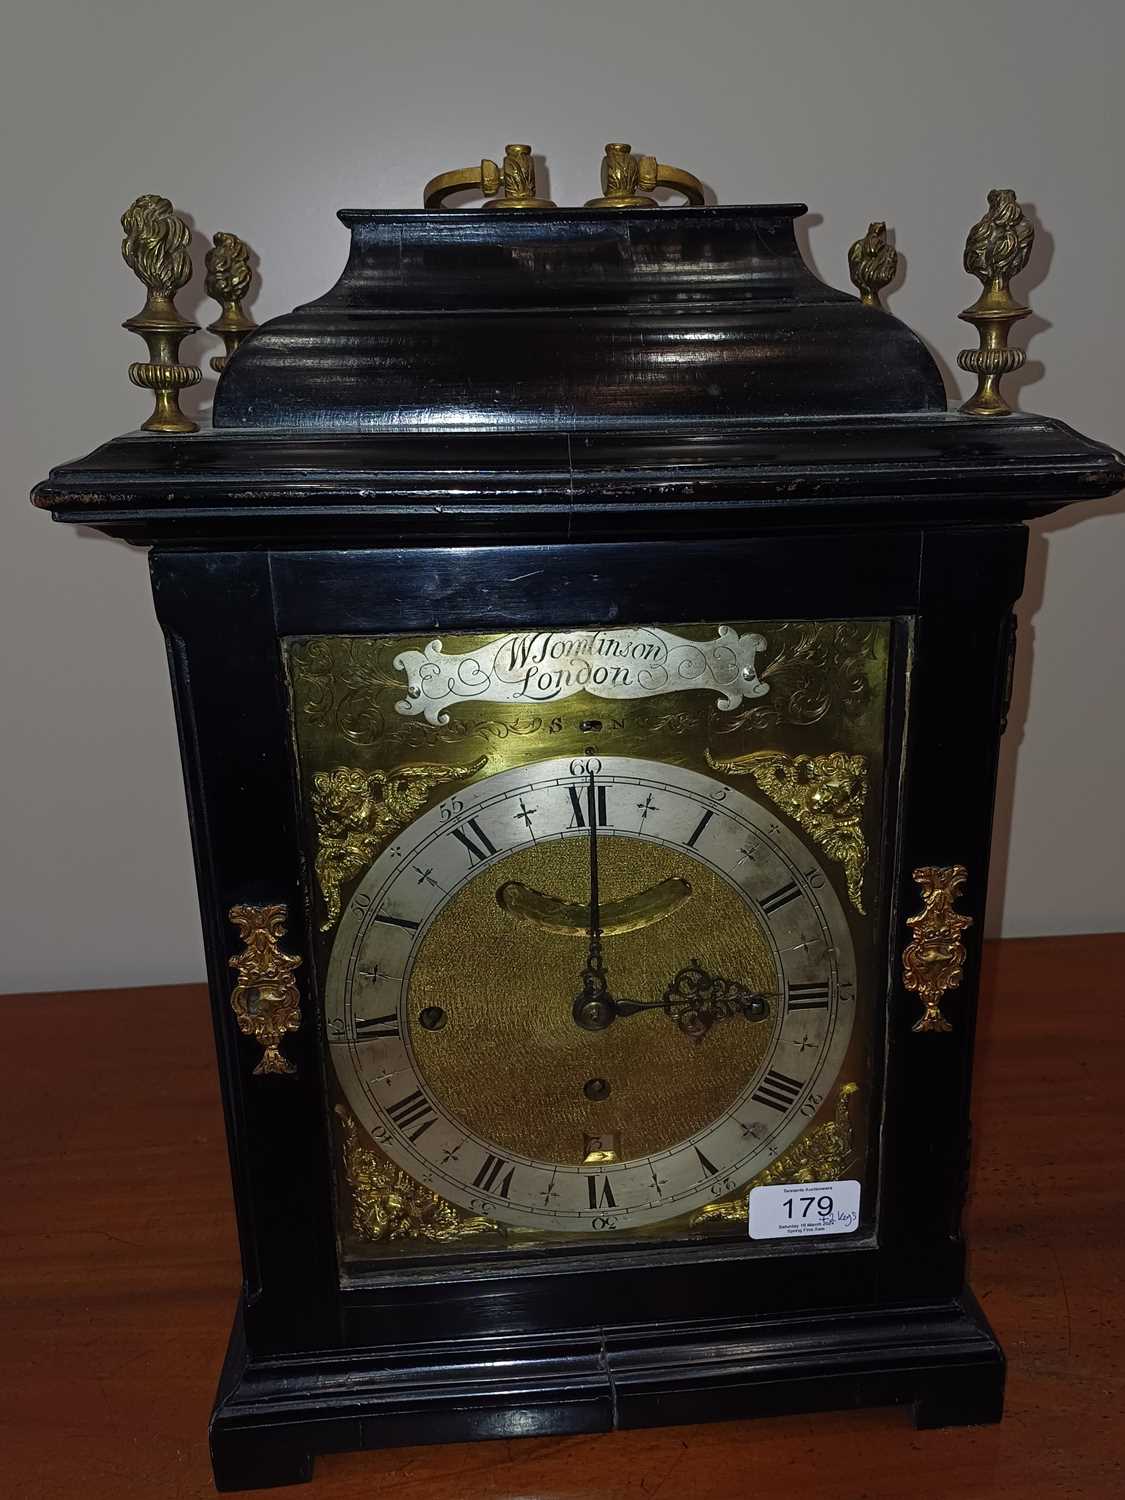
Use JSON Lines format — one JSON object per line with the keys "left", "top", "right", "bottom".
{"left": 32, "top": 145, "right": 1123, "bottom": 1490}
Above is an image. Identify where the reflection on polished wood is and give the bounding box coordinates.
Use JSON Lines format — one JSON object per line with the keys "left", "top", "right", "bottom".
{"left": 2, "top": 933, "right": 1123, "bottom": 1498}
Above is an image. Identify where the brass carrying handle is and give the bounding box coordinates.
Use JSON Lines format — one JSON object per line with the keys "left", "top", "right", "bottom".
{"left": 423, "top": 159, "right": 501, "bottom": 210}
{"left": 423, "top": 144, "right": 554, "bottom": 210}
{"left": 586, "top": 143, "right": 706, "bottom": 208}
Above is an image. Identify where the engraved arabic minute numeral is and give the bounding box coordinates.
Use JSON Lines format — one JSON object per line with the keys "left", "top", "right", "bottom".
{"left": 472, "top": 1153, "right": 516, "bottom": 1199}
{"left": 450, "top": 817, "right": 498, "bottom": 864}
{"left": 751, "top": 1069, "right": 805, "bottom": 1113}
{"left": 353, "top": 1012, "right": 400, "bottom": 1039}
{"left": 787, "top": 981, "right": 831, "bottom": 1011}
{"left": 385, "top": 1088, "right": 437, "bottom": 1142}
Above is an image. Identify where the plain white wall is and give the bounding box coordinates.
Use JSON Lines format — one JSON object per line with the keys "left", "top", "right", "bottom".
{"left": 2, "top": 0, "right": 1122, "bottom": 994}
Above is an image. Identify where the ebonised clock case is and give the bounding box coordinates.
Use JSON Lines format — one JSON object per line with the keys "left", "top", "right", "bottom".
{"left": 34, "top": 411, "right": 1124, "bottom": 1491}
{"left": 33, "top": 200, "right": 1124, "bottom": 1490}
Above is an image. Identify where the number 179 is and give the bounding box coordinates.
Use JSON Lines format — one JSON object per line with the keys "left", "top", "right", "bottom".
{"left": 784, "top": 1193, "right": 834, "bottom": 1219}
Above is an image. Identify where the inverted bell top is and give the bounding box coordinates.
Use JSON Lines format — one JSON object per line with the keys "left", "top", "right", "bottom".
{"left": 211, "top": 205, "right": 947, "bottom": 432}
{"left": 33, "top": 200, "right": 1125, "bottom": 545}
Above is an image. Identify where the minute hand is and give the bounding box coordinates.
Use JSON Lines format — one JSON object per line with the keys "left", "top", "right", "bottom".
{"left": 587, "top": 771, "right": 601, "bottom": 965}
{"left": 578, "top": 769, "right": 606, "bottom": 1002}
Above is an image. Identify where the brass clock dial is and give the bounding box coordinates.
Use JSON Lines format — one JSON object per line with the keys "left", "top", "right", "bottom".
{"left": 326, "top": 754, "right": 857, "bottom": 1232}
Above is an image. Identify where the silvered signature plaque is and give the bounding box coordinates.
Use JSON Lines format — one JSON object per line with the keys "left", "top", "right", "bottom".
{"left": 393, "top": 625, "right": 769, "bottom": 724}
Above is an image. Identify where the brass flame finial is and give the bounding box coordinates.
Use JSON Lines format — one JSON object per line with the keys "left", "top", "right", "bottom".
{"left": 205, "top": 231, "right": 256, "bottom": 373}
{"left": 585, "top": 143, "right": 705, "bottom": 208}
{"left": 423, "top": 144, "right": 554, "bottom": 210}
{"left": 120, "top": 194, "right": 201, "bottom": 433}
{"left": 848, "top": 221, "right": 897, "bottom": 308}
{"left": 957, "top": 188, "right": 1035, "bottom": 416}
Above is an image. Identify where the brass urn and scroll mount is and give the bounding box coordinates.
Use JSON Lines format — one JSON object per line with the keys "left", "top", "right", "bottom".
{"left": 32, "top": 142, "right": 1122, "bottom": 1492}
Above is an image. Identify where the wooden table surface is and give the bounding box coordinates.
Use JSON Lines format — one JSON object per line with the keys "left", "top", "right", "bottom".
{"left": 2, "top": 933, "right": 1123, "bottom": 1499}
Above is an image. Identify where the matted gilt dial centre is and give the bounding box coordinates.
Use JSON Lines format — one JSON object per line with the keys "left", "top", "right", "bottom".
{"left": 408, "top": 836, "right": 779, "bottom": 1161}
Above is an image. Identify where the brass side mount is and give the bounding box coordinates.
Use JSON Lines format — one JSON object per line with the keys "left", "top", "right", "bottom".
{"left": 228, "top": 903, "right": 303, "bottom": 1075}
{"left": 423, "top": 144, "right": 554, "bottom": 210}
{"left": 958, "top": 188, "right": 1035, "bottom": 416}
{"left": 902, "top": 866, "right": 973, "bottom": 1034}
{"left": 585, "top": 143, "right": 705, "bottom": 208}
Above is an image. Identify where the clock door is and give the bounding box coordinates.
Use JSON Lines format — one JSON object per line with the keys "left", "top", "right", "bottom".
{"left": 283, "top": 617, "right": 898, "bottom": 1276}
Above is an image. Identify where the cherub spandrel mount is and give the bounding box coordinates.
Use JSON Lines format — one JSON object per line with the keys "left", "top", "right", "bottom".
{"left": 312, "top": 758, "right": 487, "bottom": 929}
{"left": 706, "top": 748, "right": 868, "bottom": 913}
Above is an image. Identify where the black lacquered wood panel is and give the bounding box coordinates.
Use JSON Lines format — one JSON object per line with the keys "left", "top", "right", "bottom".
{"left": 212, "top": 207, "right": 945, "bottom": 432}
{"left": 34, "top": 414, "right": 1124, "bottom": 547}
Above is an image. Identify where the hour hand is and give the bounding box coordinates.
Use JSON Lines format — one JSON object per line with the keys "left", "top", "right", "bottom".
{"left": 614, "top": 963, "right": 773, "bottom": 1040}
{"left": 663, "top": 961, "right": 772, "bottom": 1040}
